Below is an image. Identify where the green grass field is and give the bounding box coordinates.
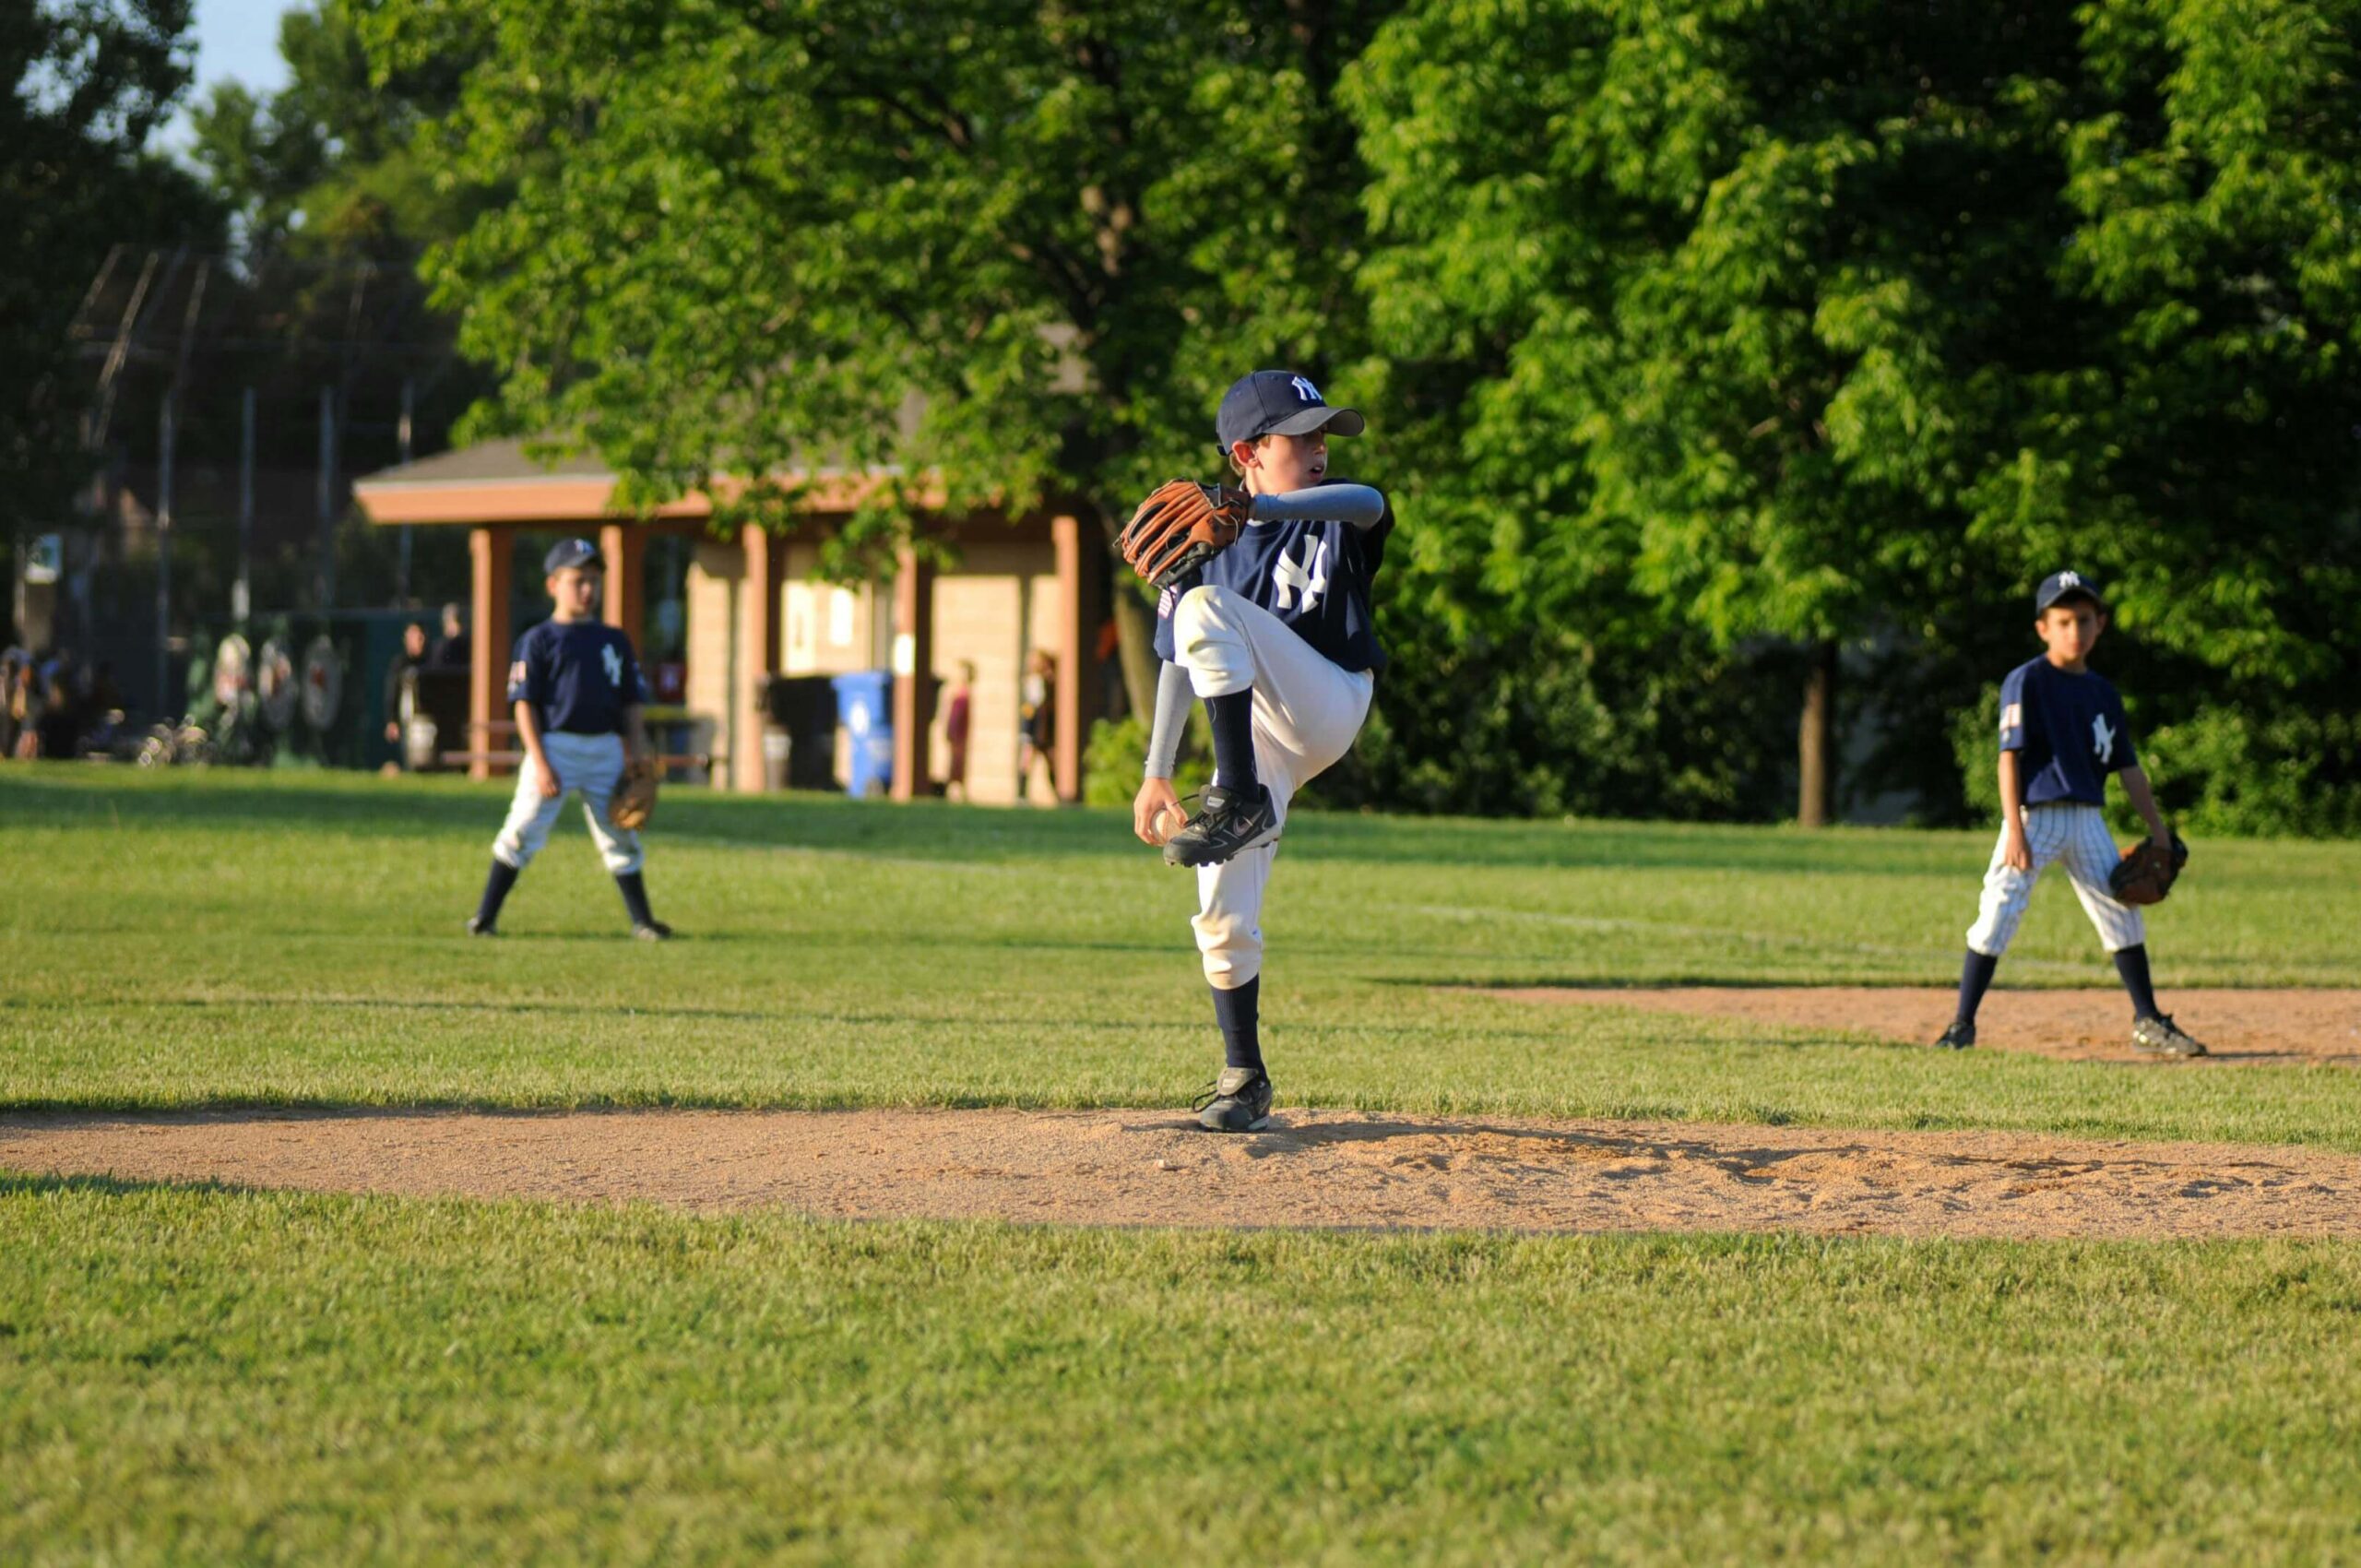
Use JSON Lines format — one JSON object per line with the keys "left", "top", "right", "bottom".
{"left": 6, "top": 766, "right": 2361, "bottom": 1562}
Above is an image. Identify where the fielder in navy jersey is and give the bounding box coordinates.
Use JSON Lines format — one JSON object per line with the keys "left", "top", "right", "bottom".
{"left": 467, "top": 537, "right": 673, "bottom": 941}
{"left": 1939, "top": 570, "right": 2203, "bottom": 1057}
{"left": 1133, "top": 371, "right": 1393, "bottom": 1131}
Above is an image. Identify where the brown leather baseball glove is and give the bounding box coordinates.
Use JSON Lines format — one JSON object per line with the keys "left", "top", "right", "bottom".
{"left": 610, "top": 755, "right": 659, "bottom": 831}
{"left": 1119, "top": 481, "right": 1251, "bottom": 589}
{"left": 2107, "top": 831, "right": 2188, "bottom": 906}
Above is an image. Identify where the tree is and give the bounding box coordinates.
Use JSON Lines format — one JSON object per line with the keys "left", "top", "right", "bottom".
{"left": 1967, "top": 0, "right": 2361, "bottom": 834}
{"left": 1345, "top": 0, "right": 2090, "bottom": 825}
{"left": 189, "top": 0, "right": 479, "bottom": 260}
{"left": 1, "top": 0, "right": 221, "bottom": 596}
{"left": 364, "top": 0, "right": 1387, "bottom": 716}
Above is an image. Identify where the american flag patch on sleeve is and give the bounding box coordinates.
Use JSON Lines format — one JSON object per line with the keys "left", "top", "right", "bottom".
{"left": 509, "top": 660, "right": 528, "bottom": 687}
{"left": 1999, "top": 702, "right": 2022, "bottom": 733}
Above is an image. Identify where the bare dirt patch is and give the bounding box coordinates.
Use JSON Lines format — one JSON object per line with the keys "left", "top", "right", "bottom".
{"left": 6, "top": 1107, "right": 2360, "bottom": 1240}
{"left": 1483, "top": 986, "right": 2361, "bottom": 1064}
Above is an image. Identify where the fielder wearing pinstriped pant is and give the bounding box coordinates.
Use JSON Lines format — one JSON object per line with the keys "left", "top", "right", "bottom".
{"left": 466, "top": 537, "right": 673, "bottom": 942}
{"left": 1939, "top": 570, "right": 2205, "bottom": 1058}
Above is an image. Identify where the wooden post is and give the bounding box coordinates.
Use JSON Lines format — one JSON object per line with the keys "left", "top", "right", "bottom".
{"left": 1050, "top": 514, "right": 1089, "bottom": 803}
{"left": 469, "top": 526, "right": 512, "bottom": 780}
{"left": 730, "top": 525, "right": 781, "bottom": 792}
{"left": 890, "top": 547, "right": 934, "bottom": 802}
{"left": 599, "top": 522, "right": 645, "bottom": 646}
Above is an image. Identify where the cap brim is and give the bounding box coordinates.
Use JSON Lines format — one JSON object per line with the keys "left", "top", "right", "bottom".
{"left": 1270, "top": 406, "right": 1365, "bottom": 439}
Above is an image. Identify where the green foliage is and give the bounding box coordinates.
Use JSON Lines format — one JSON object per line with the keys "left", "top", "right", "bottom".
{"left": 364, "top": 0, "right": 1387, "bottom": 577}
{"left": 1082, "top": 714, "right": 1208, "bottom": 809}
{"left": 1347, "top": 0, "right": 2361, "bottom": 834}
{"left": 188, "top": 0, "right": 481, "bottom": 258}
{"left": 326, "top": 0, "right": 2361, "bottom": 834}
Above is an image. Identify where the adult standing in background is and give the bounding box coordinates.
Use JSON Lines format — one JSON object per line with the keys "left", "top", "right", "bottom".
{"left": 430, "top": 603, "right": 470, "bottom": 670}
{"left": 1018, "top": 648, "right": 1056, "bottom": 804}
{"left": 385, "top": 622, "right": 431, "bottom": 757}
{"left": 944, "top": 659, "right": 975, "bottom": 801}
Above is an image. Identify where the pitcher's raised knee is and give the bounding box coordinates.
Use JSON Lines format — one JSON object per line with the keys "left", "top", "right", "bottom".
{"left": 1174, "top": 585, "right": 1253, "bottom": 698}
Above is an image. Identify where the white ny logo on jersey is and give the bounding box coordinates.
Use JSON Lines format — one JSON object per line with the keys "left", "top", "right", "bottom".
{"left": 602, "top": 643, "right": 624, "bottom": 688}
{"left": 2091, "top": 712, "right": 2116, "bottom": 764}
{"left": 1290, "top": 374, "right": 1322, "bottom": 404}
{"left": 1273, "top": 537, "right": 1331, "bottom": 612}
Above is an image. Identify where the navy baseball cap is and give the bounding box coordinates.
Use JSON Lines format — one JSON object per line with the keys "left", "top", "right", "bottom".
{"left": 544, "top": 538, "right": 602, "bottom": 575}
{"left": 2035, "top": 569, "right": 2104, "bottom": 612}
{"left": 1216, "top": 370, "right": 1366, "bottom": 452}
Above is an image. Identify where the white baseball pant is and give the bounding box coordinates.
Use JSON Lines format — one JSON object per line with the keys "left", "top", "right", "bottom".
{"left": 1965, "top": 802, "right": 2144, "bottom": 957}
{"left": 492, "top": 730, "right": 644, "bottom": 876}
{"left": 1171, "top": 585, "right": 1374, "bottom": 990}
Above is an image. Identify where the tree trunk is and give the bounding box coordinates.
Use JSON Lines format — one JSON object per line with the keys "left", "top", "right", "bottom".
{"left": 1797, "top": 638, "right": 1838, "bottom": 827}
{"left": 1111, "top": 585, "right": 1159, "bottom": 724}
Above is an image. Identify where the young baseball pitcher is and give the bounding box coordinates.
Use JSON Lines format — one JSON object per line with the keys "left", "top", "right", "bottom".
{"left": 1124, "top": 371, "right": 1393, "bottom": 1130}
{"left": 1939, "top": 570, "right": 2201, "bottom": 1056}
{"left": 468, "top": 537, "right": 671, "bottom": 941}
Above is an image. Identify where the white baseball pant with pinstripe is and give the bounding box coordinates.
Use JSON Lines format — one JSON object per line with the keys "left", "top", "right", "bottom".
{"left": 1965, "top": 802, "right": 2144, "bottom": 957}
{"left": 492, "top": 730, "right": 644, "bottom": 876}
{"left": 1171, "top": 586, "right": 1374, "bottom": 991}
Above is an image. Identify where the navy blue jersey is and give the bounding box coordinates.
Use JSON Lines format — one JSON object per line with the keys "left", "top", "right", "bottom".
{"left": 1152, "top": 483, "right": 1392, "bottom": 673}
{"left": 507, "top": 619, "right": 647, "bottom": 735}
{"left": 1999, "top": 656, "right": 2137, "bottom": 807}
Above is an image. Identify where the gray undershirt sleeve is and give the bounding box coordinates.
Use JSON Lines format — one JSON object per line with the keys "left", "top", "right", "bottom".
{"left": 1249, "top": 482, "right": 1387, "bottom": 530}
{"left": 1143, "top": 659, "right": 1194, "bottom": 779}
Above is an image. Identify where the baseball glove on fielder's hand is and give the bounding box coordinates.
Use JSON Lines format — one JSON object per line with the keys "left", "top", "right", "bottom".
{"left": 610, "top": 755, "right": 659, "bottom": 832}
{"left": 2108, "top": 831, "right": 2188, "bottom": 906}
{"left": 1120, "top": 481, "right": 1251, "bottom": 590}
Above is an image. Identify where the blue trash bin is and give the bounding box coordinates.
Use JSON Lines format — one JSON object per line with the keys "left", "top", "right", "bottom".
{"left": 830, "top": 671, "right": 895, "bottom": 798}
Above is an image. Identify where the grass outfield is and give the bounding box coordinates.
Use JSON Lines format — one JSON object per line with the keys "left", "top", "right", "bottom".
{"left": 8, "top": 1180, "right": 2361, "bottom": 1564}
{"left": 7, "top": 768, "right": 2361, "bottom": 1562}
{"left": 3, "top": 766, "right": 2358, "bottom": 1146}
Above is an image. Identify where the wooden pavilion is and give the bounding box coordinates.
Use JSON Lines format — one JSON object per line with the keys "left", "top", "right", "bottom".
{"left": 352, "top": 440, "right": 1104, "bottom": 803}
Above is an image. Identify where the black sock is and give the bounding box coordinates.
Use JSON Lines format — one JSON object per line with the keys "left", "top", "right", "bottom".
{"left": 616, "top": 871, "right": 657, "bottom": 929}
{"left": 2114, "top": 944, "right": 2161, "bottom": 1020}
{"left": 1956, "top": 949, "right": 1999, "bottom": 1025}
{"left": 1212, "top": 978, "right": 1263, "bottom": 1074}
{"left": 476, "top": 860, "right": 519, "bottom": 926}
{"left": 1205, "top": 689, "right": 1259, "bottom": 796}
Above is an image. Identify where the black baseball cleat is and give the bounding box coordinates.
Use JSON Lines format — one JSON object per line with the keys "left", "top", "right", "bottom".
{"left": 631, "top": 921, "right": 673, "bottom": 942}
{"left": 1192, "top": 1067, "right": 1274, "bottom": 1133}
{"left": 1933, "top": 1019, "right": 1975, "bottom": 1050}
{"left": 1161, "top": 784, "right": 1280, "bottom": 869}
{"left": 466, "top": 916, "right": 499, "bottom": 938}
{"left": 2130, "top": 1013, "right": 2206, "bottom": 1059}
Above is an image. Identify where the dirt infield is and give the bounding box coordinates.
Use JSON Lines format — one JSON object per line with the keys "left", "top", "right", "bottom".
{"left": 7, "top": 1107, "right": 2360, "bottom": 1240}
{"left": 1483, "top": 986, "right": 2361, "bottom": 1064}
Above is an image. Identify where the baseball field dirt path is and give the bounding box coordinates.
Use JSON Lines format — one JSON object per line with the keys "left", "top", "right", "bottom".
{"left": 1480, "top": 986, "right": 2361, "bottom": 1064}
{"left": 7, "top": 1107, "right": 2360, "bottom": 1241}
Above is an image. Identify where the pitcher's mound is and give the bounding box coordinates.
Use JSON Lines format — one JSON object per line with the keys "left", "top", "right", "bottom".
{"left": 1483, "top": 987, "right": 2361, "bottom": 1064}
{"left": 7, "top": 1107, "right": 2361, "bottom": 1241}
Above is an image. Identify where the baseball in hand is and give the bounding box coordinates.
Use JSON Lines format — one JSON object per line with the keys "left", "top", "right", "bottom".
{"left": 1155, "top": 802, "right": 1191, "bottom": 843}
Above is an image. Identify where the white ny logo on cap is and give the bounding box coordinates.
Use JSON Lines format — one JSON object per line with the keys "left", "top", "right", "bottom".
{"left": 1290, "top": 375, "right": 1322, "bottom": 403}
{"left": 2059, "top": 570, "right": 2081, "bottom": 587}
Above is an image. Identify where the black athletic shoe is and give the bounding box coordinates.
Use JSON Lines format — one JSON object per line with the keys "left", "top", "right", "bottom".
{"left": 631, "top": 921, "right": 673, "bottom": 942}
{"left": 1933, "top": 1019, "right": 1975, "bottom": 1050}
{"left": 1161, "top": 784, "right": 1280, "bottom": 869}
{"left": 2130, "top": 1013, "right": 2206, "bottom": 1059}
{"left": 466, "top": 916, "right": 499, "bottom": 937}
{"left": 1192, "top": 1067, "right": 1274, "bottom": 1133}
